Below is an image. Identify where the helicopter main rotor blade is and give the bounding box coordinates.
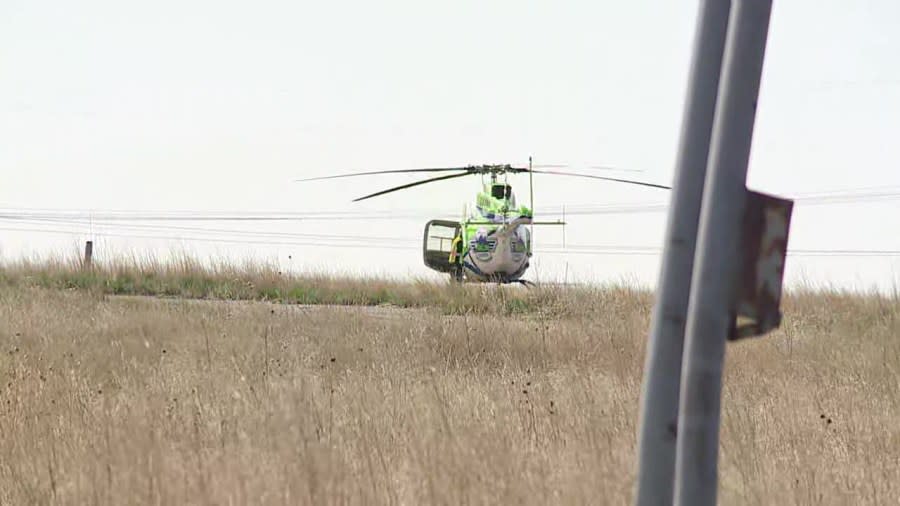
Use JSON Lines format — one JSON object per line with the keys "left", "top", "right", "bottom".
{"left": 296, "top": 167, "right": 469, "bottom": 182}
{"left": 352, "top": 172, "right": 472, "bottom": 202}
{"left": 586, "top": 165, "right": 645, "bottom": 173}
{"left": 529, "top": 170, "right": 671, "bottom": 190}
{"left": 532, "top": 164, "right": 645, "bottom": 173}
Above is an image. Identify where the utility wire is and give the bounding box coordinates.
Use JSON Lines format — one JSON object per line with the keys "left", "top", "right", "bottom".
{"left": 2, "top": 184, "right": 899, "bottom": 258}
{"left": 0, "top": 216, "right": 409, "bottom": 243}
{"left": 3, "top": 225, "right": 900, "bottom": 257}
{"left": 2, "top": 184, "right": 899, "bottom": 223}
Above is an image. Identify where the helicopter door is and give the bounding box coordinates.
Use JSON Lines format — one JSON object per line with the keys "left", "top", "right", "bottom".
{"left": 423, "top": 220, "right": 461, "bottom": 273}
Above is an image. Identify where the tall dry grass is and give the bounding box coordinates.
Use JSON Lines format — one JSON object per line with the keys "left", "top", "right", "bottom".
{"left": 0, "top": 265, "right": 898, "bottom": 504}
{"left": 0, "top": 254, "right": 648, "bottom": 317}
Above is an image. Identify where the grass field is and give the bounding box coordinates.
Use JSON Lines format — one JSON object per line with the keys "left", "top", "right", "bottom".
{"left": 0, "top": 255, "right": 594, "bottom": 316}
{"left": 1, "top": 259, "right": 898, "bottom": 504}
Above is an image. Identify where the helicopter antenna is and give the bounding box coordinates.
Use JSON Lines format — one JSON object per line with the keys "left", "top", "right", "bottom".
{"left": 529, "top": 156, "right": 535, "bottom": 255}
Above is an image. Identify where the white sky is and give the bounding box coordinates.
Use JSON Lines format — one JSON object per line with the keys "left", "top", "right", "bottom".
{"left": 2, "top": 0, "right": 899, "bottom": 290}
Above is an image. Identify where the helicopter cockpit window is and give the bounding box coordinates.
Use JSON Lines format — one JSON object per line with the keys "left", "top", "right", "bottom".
{"left": 426, "top": 223, "right": 457, "bottom": 252}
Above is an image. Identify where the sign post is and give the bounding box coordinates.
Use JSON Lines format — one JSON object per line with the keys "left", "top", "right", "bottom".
{"left": 674, "top": 1, "right": 776, "bottom": 504}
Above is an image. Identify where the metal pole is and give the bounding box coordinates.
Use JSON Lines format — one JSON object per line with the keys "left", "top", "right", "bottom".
{"left": 674, "top": 1, "right": 773, "bottom": 505}
{"left": 528, "top": 156, "right": 535, "bottom": 251}
{"left": 634, "top": 1, "right": 732, "bottom": 504}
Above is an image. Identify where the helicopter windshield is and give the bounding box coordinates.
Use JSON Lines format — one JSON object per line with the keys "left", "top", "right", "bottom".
{"left": 491, "top": 184, "right": 516, "bottom": 207}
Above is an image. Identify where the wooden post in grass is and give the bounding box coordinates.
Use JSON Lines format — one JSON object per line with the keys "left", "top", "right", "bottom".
{"left": 84, "top": 241, "right": 93, "bottom": 270}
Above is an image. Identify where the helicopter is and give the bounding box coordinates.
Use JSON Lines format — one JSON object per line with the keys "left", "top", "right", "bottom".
{"left": 297, "top": 158, "right": 670, "bottom": 284}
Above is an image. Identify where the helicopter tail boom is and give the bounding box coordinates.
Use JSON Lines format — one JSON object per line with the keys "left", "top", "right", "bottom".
{"left": 495, "top": 216, "right": 533, "bottom": 237}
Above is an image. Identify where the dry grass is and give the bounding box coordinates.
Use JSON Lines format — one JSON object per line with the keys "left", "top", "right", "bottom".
{"left": 0, "top": 262, "right": 898, "bottom": 504}
{"left": 0, "top": 253, "right": 636, "bottom": 317}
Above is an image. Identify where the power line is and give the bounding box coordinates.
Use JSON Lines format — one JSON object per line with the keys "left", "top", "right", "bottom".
{"left": 3, "top": 225, "right": 900, "bottom": 257}
{"left": 0, "top": 226, "right": 418, "bottom": 251}
{"left": 0, "top": 216, "right": 412, "bottom": 243}
{"left": 2, "top": 183, "right": 899, "bottom": 259}
{"left": 1, "top": 184, "right": 898, "bottom": 224}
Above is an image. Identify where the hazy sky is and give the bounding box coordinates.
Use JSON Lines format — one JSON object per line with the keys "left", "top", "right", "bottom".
{"left": 2, "top": 0, "right": 899, "bottom": 289}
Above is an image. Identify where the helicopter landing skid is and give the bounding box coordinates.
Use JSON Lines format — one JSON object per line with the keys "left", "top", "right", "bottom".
{"left": 490, "top": 277, "right": 535, "bottom": 288}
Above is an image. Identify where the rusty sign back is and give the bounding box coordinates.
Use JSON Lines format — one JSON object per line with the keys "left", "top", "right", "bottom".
{"left": 730, "top": 189, "right": 794, "bottom": 340}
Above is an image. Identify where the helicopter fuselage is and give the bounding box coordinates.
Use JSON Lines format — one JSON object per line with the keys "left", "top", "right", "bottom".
{"left": 426, "top": 181, "right": 535, "bottom": 283}
{"left": 459, "top": 216, "right": 532, "bottom": 282}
